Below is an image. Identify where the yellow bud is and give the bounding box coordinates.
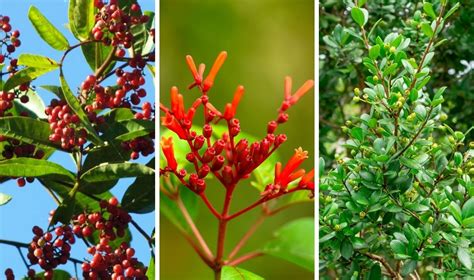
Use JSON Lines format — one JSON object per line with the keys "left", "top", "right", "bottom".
{"left": 359, "top": 211, "right": 366, "bottom": 219}
{"left": 354, "top": 88, "right": 360, "bottom": 95}
{"left": 428, "top": 217, "right": 434, "bottom": 224}
{"left": 390, "top": 46, "right": 396, "bottom": 53}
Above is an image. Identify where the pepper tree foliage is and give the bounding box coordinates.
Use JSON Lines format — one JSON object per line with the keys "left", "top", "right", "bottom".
{"left": 0, "top": 0, "right": 155, "bottom": 279}
{"left": 320, "top": 0, "right": 474, "bottom": 162}
{"left": 320, "top": 0, "right": 474, "bottom": 279}
{"left": 159, "top": 52, "right": 315, "bottom": 279}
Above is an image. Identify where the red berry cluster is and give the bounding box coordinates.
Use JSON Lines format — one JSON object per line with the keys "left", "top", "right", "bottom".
{"left": 121, "top": 135, "right": 154, "bottom": 160}
{"left": 27, "top": 225, "right": 75, "bottom": 277}
{"left": 0, "top": 15, "right": 21, "bottom": 64}
{"left": 4, "top": 268, "right": 14, "bottom": 280}
{"left": 72, "top": 197, "right": 131, "bottom": 241}
{"left": 0, "top": 136, "right": 45, "bottom": 186}
{"left": 92, "top": 0, "right": 149, "bottom": 53}
{"left": 45, "top": 99, "right": 88, "bottom": 150}
{"left": 82, "top": 241, "right": 148, "bottom": 280}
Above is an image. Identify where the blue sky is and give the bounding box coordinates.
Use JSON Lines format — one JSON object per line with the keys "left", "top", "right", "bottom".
{"left": 0, "top": 0, "right": 155, "bottom": 276}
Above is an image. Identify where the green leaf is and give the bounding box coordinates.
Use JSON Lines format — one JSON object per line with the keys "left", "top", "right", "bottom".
{"left": 12, "top": 89, "right": 47, "bottom": 119}
{"left": 18, "top": 54, "right": 59, "bottom": 69}
{"left": 420, "top": 22, "right": 434, "bottom": 38}
{"left": 50, "top": 194, "right": 76, "bottom": 225}
{"left": 0, "top": 158, "right": 74, "bottom": 181}
{"left": 401, "top": 260, "right": 417, "bottom": 276}
{"left": 60, "top": 75, "right": 103, "bottom": 145}
{"left": 351, "top": 7, "right": 368, "bottom": 27}
{"left": 28, "top": 6, "right": 69, "bottom": 50}
{"left": 0, "top": 116, "right": 62, "bottom": 150}
{"left": 351, "top": 127, "right": 364, "bottom": 142}
{"left": 423, "top": 2, "right": 437, "bottom": 19}
{"left": 81, "top": 42, "right": 116, "bottom": 72}
{"left": 341, "top": 239, "right": 353, "bottom": 260}
{"left": 146, "top": 257, "right": 155, "bottom": 280}
{"left": 40, "top": 85, "right": 65, "bottom": 99}
{"left": 462, "top": 197, "right": 474, "bottom": 219}
{"left": 367, "top": 263, "right": 381, "bottom": 280}
{"left": 0, "top": 193, "right": 12, "bottom": 206}
{"left": 80, "top": 162, "right": 154, "bottom": 193}
{"left": 221, "top": 266, "right": 264, "bottom": 280}
{"left": 457, "top": 247, "right": 472, "bottom": 270}
{"left": 68, "top": 0, "right": 96, "bottom": 41}
{"left": 160, "top": 185, "right": 199, "bottom": 234}
{"left": 263, "top": 218, "right": 314, "bottom": 271}
{"left": 131, "top": 11, "right": 155, "bottom": 56}
{"left": 444, "top": 2, "right": 460, "bottom": 19}
{"left": 4, "top": 67, "right": 57, "bottom": 92}
{"left": 28, "top": 270, "right": 72, "bottom": 280}
{"left": 369, "top": 45, "right": 381, "bottom": 59}
{"left": 122, "top": 158, "right": 155, "bottom": 214}
{"left": 449, "top": 202, "right": 463, "bottom": 223}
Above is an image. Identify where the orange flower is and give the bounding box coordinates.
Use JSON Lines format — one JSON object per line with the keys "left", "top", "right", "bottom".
{"left": 185, "top": 55, "right": 201, "bottom": 84}
{"left": 284, "top": 76, "right": 292, "bottom": 99}
{"left": 276, "top": 147, "right": 309, "bottom": 187}
{"left": 161, "top": 112, "right": 187, "bottom": 139}
{"left": 289, "top": 80, "right": 314, "bottom": 105}
{"left": 298, "top": 168, "right": 314, "bottom": 189}
{"left": 202, "top": 51, "right": 227, "bottom": 92}
{"left": 223, "top": 85, "right": 245, "bottom": 120}
{"left": 161, "top": 137, "right": 178, "bottom": 170}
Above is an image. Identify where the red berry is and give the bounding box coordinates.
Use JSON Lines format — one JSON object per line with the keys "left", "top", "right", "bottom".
{"left": 17, "top": 178, "right": 26, "bottom": 187}
{"left": 108, "top": 197, "right": 119, "bottom": 206}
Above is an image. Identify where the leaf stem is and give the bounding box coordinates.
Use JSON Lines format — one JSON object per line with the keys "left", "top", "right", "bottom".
{"left": 226, "top": 251, "right": 264, "bottom": 266}
{"left": 227, "top": 215, "right": 265, "bottom": 261}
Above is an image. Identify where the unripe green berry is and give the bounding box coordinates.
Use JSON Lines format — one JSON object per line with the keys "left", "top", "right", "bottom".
{"left": 469, "top": 168, "right": 474, "bottom": 175}
{"left": 353, "top": 96, "right": 360, "bottom": 102}
{"left": 469, "top": 142, "right": 474, "bottom": 149}
{"left": 439, "top": 113, "right": 448, "bottom": 122}
{"left": 359, "top": 211, "right": 366, "bottom": 219}
{"left": 390, "top": 46, "right": 396, "bottom": 53}
{"left": 342, "top": 126, "right": 349, "bottom": 133}
{"left": 432, "top": 143, "right": 439, "bottom": 149}
{"left": 325, "top": 196, "right": 332, "bottom": 203}
{"left": 457, "top": 168, "right": 463, "bottom": 176}
{"left": 373, "top": 75, "right": 379, "bottom": 82}
{"left": 354, "top": 88, "right": 360, "bottom": 95}
{"left": 334, "top": 224, "right": 341, "bottom": 231}
{"left": 428, "top": 216, "right": 434, "bottom": 224}
{"left": 448, "top": 136, "right": 456, "bottom": 144}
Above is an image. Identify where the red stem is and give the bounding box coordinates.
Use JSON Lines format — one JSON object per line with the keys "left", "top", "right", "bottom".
{"left": 214, "top": 185, "right": 235, "bottom": 278}
{"left": 227, "top": 215, "right": 265, "bottom": 260}
{"left": 200, "top": 193, "right": 222, "bottom": 219}
{"left": 226, "top": 251, "right": 264, "bottom": 266}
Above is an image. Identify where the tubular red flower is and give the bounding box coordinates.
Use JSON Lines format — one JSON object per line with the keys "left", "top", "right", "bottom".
{"left": 276, "top": 147, "right": 308, "bottom": 187}
{"left": 231, "top": 85, "right": 245, "bottom": 114}
{"left": 161, "top": 137, "right": 177, "bottom": 170}
{"left": 161, "top": 113, "right": 187, "bottom": 139}
{"left": 284, "top": 76, "right": 292, "bottom": 99}
{"left": 185, "top": 55, "right": 201, "bottom": 84}
{"left": 298, "top": 168, "right": 314, "bottom": 189}
{"left": 202, "top": 51, "right": 227, "bottom": 92}
{"left": 289, "top": 80, "right": 314, "bottom": 105}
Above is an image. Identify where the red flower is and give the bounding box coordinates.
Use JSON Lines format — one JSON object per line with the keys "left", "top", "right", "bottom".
{"left": 298, "top": 168, "right": 314, "bottom": 190}
{"left": 223, "top": 85, "right": 245, "bottom": 120}
{"left": 202, "top": 51, "right": 227, "bottom": 92}
{"left": 275, "top": 147, "right": 309, "bottom": 188}
{"left": 161, "top": 112, "right": 187, "bottom": 139}
{"left": 161, "top": 137, "right": 178, "bottom": 170}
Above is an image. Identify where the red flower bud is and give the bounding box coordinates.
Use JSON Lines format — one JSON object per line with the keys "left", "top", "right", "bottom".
{"left": 198, "top": 164, "right": 210, "bottom": 178}
{"left": 222, "top": 165, "right": 234, "bottom": 185}
{"left": 203, "top": 124, "right": 212, "bottom": 138}
{"left": 267, "top": 121, "right": 278, "bottom": 134}
{"left": 202, "top": 147, "right": 216, "bottom": 163}
{"left": 213, "top": 139, "right": 225, "bottom": 155}
{"left": 211, "top": 155, "right": 225, "bottom": 171}
{"left": 194, "top": 135, "right": 205, "bottom": 150}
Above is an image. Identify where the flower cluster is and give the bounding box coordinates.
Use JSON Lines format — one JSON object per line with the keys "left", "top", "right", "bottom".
{"left": 160, "top": 51, "right": 314, "bottom": 201}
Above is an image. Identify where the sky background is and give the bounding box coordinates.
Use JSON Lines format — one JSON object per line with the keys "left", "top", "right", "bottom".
{"left": 0, "top": 0, "right": 155, "bottom": 277}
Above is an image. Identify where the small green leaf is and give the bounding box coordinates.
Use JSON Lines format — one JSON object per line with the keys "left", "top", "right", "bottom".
{"left": 444, "top": 3, "right": 460, "bottom": 19}
{"left": 0, "top": 193, "right": 12, "bottom": 206}
{"left": 28, "top": 6, "right": 69, "bottom": 50}
{"left": 462, "top": 197, "right": 474, "bottom": 219}
{"left": 367, "top": 263, "right": 381, "bottom": 280}
{"left": 351, "top": 7, "right": 368, "bottom": 27}
{"left": 420, "top": 22, "right": 434, "bottom": 38}
{"left": 50, "top": 194, "right": 76, "bottom": 225}
{"left": 401, "top": 260, "right": 417, "bottom": 276}
{"left": 351, "top": 127, "right": 364, "bottom": 142}
{"left": 369, "top": 45, "right": 381, "bottom": 59}
{"left": 457, "top": 247, "right": 472, "bottom": 270}
{"left": 81, "top": 43, "right": 116, "bottom": 72}
{"left": 454, "top": 152, "right": 463, "bottom": 167}
{"left": 263, "top": 218, "right": 314, "bottom": 271}
{"left": 341, "top": 239, "right": 353, "bottom": 260}
{"left": 423, "top": 2, "right": 437, "bottom": 19}
{"left": 221, "top": 266, "right": 264, "bottom": 280}
{"left": 60, "top": 75, "right": 103, "bottom": 145}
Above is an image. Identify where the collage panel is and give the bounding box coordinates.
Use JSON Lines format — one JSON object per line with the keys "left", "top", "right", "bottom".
{"left": 320, "top": 0, "right": 474, "bottom": 279}
{"left": 0, "top": 0, "right": 156, "bottom": 278}
{"left": 160, "top": 0, "right": 315, "bottom": 279}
